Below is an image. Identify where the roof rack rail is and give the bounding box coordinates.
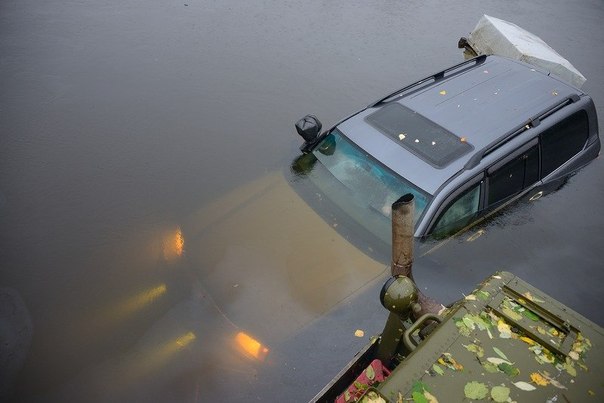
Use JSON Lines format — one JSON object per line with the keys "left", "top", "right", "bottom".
{"left": 368, "top": 55, "right": 488, "bottom": 108}
{"left": 464, "top": 94, "right": 580, "bottom": 170}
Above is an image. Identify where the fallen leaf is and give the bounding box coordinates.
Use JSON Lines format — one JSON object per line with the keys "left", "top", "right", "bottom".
{"left": 530, "top": 372, "right": 549, "bottom": 386}
{"left": 432, "top": 364, "right": 444, "bottom": 376}
{"left": 493, "top": 347, "right": 509, "bottom": 361}
{"left": 513, "top": 381, "right": 536, "bottom": 391}
{"left": 439, "top": 90, "right": 447, "bottom": 95}
{"left": 487, "top": 357, "right": 512, "bottom": 366}
{"left": 464, "top": 343, "right": 484, "bottom": 358}
{"left": 482, "top": 361, "right": 499, "bottom": 373}
{"left": 564, "top": 359, "right": 577, "bottom": 377}
{"left": 438, "top": 353, "right": 463, "bottom": 371}
{"left": 463, "top": 316, "right": 476, "bottom": 330}
{"left": 423, "top": 390, "right": 439, "bottom": 403}
{"left": 412, "top": 391, "right": 428, "bottom": 403}
{"left": 477, "top": 290, "right": 490, "bottom": 301}
{"left": 541, "top": 372, "right": 567, "bottom": 390}
{"left": 520, "top": 336, "right": 536, "bottom": 346}
{"left": 522, "top": 309, "right": 540, "bottom": 321}
{"left": 411, "top": 381, "right": 431, "bottom": 403}
{"left": 412, "top": 381, "right": 430, "bottom": 394}
{"left": 522, "top": 292, "right": 545, "bottom": 303}
{"left": 455, "top": 319, "right": 472, "bottom": 337}
{"left": 502, "top": 306, "right": 523, "bottom": 321}
{"left": 355, "top": 329, "right": 365, "bottom": 337}
{"left": 360, "top": 391, "right": 386, "bottom": 403}
{"left": 490, "top": 386, "right": 510, "bottom": 403}
{"left": 464, "top": 381, "right": 488, "bottom": 400}
{"left": 549, "top": 378, "right": 568, "bottom": 390}
{"left": 366, "top": 365, "right": 375, "bottom": 381}
{"left": 498, "top": 362, "right": 520, "bottom": 377}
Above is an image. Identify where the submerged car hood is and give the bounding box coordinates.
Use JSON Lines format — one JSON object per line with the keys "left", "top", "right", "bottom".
{"left": 182, "top": 172, "right": 388, "bottom": 343}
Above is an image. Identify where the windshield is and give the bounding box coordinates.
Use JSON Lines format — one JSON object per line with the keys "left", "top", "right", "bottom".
{"left": 311, "top": 129, "right": 432, "bottom": 233}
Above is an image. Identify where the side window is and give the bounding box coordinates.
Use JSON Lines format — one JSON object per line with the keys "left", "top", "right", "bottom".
{"left": 432, "top": 184, "right": 480, "bottom": 236}
{"left": 541, "top": 110, "right": 589, "bottom": 177}
{"left": 487, "top": 145, "right": 539, "bottom": 207}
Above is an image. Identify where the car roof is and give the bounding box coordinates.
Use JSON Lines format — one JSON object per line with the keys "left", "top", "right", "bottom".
{"left": 337, "top": 56, "right": 581, "bottom": 195}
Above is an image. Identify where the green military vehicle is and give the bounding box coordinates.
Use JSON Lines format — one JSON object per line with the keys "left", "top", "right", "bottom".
{"left": 311, "top": 195, "right": 603, "bottom": 403}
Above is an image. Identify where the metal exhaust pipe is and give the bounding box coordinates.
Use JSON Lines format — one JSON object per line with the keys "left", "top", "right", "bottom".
{"left": 390, "top": 193, "right": 444, "bottom": 317}
{"left": 391, "top": 193, "right": 415, "bottom": 278}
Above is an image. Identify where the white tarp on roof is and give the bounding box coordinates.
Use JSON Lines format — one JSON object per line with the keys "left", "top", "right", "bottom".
{"left": 468, "top": 15, "right": 586, "bottom": 88}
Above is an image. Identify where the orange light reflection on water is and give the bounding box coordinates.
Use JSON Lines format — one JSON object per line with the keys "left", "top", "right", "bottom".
{"left": 163, "top": 227, "right": 184, "bottom": 261}
{"left": 234, "top": 332, "right": 269, "bottom": 362}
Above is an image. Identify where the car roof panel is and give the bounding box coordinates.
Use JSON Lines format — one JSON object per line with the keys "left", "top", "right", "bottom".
{"left": 337, "top": 56, "right": 580, "bottom": 195}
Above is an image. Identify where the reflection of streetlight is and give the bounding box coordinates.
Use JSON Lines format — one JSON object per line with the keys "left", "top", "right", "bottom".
{"left": 118, "top": 284, "right": 168, "bottom": 317}
{"left": 163, "top": 227, "right": 184, "bottom": 261}
{"left": 142, "top": 331, "right": 197, "bottom": 370}
{"left": 175, "top": 331, "right": 196, "bottom": 348}
{"left": 114, "top": 331, "right": 197, "bottom": 389}
{"left": 234, "top": 332, "right": 269, "bottom": 362}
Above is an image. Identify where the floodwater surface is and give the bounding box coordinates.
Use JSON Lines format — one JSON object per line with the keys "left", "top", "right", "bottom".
{"left": 1, "top": 0, "right": 603, "bottom": 401}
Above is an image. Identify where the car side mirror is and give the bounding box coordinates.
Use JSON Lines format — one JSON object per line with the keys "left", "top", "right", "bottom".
{"left": 295, "top": 115, "right": 322, "bottom": 150}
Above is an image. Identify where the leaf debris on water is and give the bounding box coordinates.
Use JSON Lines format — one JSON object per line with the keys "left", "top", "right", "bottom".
{"left": 493, "top": 347, "right": 509, "bottom": 361}
{"left": 438, "top": 352, "right": 463, "bottom": 371}
{"left": 464, "top": 381, "right": 488, "bottom": 400}
{"left": 432, "top": 363, "right": 444, "bottom": 376}
{"left": 498, "top": 362, "right": 520, "bottom": 377}
{"left": 490, "top": 385, "right": 510, "bottom": 403}
{"left": 464, "top": 343, "right": 484, "bottom": 358}
{"left": 354, "top": 329, "right": 365, "bottom": 337}
{"left": 530, "top": 372, "right": 549, "bottom": 386}
{"left": 513, "top": 381, "right": 536, "bottom": 391}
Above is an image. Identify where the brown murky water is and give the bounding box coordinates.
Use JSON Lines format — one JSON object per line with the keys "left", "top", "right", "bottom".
{"left": 1, "top": 0, "right": 603, "bottom": 401}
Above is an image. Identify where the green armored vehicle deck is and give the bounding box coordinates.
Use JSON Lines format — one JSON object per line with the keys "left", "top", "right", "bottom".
{"left": 313, "top": 271, "right": 603, "bottom": 403}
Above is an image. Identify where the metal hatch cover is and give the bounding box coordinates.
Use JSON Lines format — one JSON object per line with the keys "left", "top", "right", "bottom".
{"left": 370, "top": 271, "right": 603, "bottom": 402}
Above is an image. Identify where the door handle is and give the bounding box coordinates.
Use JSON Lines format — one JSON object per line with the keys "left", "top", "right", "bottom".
{"left": 529, "top": 191, "right": 543, "bottom": 201}
{"left": 466, "top": 229, "right": 485, "bottom": 242}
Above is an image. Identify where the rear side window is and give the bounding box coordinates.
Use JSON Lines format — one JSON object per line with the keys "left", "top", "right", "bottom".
{"left": 541, "top": 110, "right": 589, "bottom": 177}
{"left": 487, "top": 146, "right": 539, "bottom": 206}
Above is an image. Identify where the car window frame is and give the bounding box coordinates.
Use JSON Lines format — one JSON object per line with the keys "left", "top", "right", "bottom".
{"left": 424, "top": 173, "right": 484, "bottom": 237}
{"left": 425, "top": 138, "right": 543, "bottom": 237}
{"left": 539, "top": 109, "right": 590, "bottom": 179}
{"left": 484, "top": 138, "right": 540, "bottom": 208}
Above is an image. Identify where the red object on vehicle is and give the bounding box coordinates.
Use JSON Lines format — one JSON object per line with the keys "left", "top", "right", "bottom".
{"left": 335, "top": 359, "right": 391, "bottom": 403}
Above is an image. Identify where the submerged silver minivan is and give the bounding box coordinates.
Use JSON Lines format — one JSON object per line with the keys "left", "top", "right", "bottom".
{"left": 294, "top": 55, "right": 600, "bottom": 243}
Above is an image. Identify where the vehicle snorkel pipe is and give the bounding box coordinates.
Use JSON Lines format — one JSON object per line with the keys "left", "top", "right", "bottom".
{"left": 377, "top": 194, "right": 444, "bottom": 361}
{"left": 390, "top": 194, "right": 444, "bottom": 318}
{"left": 391, "top": 194, "right": 415, "bottom": 278}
